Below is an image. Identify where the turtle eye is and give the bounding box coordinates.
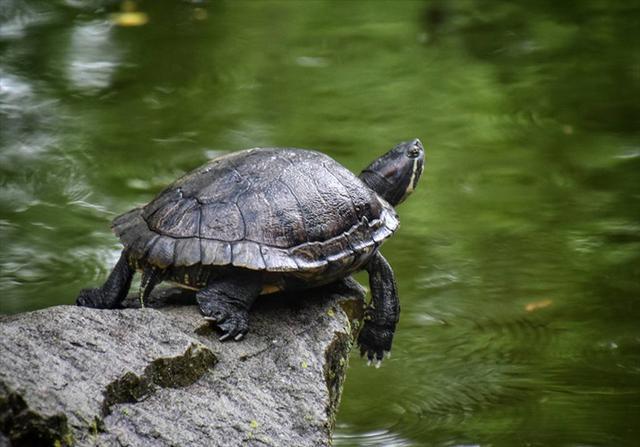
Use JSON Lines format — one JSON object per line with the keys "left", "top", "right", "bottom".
{"left": 407, "top": 145, "right": 420, "bottom": 158}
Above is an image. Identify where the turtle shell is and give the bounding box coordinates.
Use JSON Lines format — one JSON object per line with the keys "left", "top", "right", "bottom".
{"left": 112, "top": 148, "right": 399, "bottom": 272}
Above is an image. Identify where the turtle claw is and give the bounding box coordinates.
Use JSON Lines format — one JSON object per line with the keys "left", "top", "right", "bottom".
{"left": 217, "top": 317, "right": 248, "bottom": 341}
{"left": 357, "top": 321, "right": 395, "bottom": 366}
{"left": 199, "top": 301, "right": 250, "bottom": 342}
{"left": 218, "top": 325, "right": 247, "bottom": 342}
{"left": 206, "top": 311, "right": 248, "bottom": 342}
{"left": 219, "top": 333, "right": 232, "bottom": 342}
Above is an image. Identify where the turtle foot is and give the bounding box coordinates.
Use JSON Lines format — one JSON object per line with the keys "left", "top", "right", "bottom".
{"left": 200, "top": 302, "right": 250, "bottom": 342}
{"left": 357, "top": 321, "right": 395, "bottom": 364}
{"left": 76, "top": 287, "right": 111, "bottom": 308}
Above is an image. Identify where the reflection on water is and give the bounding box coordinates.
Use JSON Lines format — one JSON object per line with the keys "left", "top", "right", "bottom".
{"left": 66, "top": 20, "right": 120, "bottom": 93}
{"left": 1, "top": 1, "right": 639, "bottom": 446}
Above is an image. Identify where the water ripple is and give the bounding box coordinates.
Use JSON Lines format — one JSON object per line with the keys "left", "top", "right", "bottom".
{"left": 0, "top": 0, "right": 55, "bottom": 40}
{"left": 334, "top": 426, "right": 413, "bottom": 447}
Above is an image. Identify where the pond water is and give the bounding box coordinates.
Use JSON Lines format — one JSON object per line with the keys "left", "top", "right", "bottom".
{"left": 1, "top": 1, "right": 639, "bottom": 445}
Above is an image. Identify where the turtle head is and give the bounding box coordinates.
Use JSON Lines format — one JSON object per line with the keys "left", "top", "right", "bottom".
{"left": 359, "top": 138, "right": 425, "bottom": 206}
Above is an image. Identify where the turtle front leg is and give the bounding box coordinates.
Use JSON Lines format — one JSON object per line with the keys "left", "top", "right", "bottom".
{"left": 359, "top": 251, "right": 399, "bottom": 366}
{"left": 76, "top": 251, "right": 134, "bottom": 309}
{"left": 197, "top": 271, "right": 262, "bottom": 341}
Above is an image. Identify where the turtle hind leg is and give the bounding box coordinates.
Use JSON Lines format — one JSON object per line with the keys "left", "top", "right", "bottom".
{"left": 196, "top": 270, "right": 262, "bottom": 342}
{"left": 358, "top": 251, "right": 399, "bottom": 366}
{"left": 76, "top": 251, "right": 134, "bottom": 309}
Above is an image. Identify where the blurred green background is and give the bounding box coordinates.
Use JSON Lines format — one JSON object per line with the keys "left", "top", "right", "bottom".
{"left": 1, "top": 1, "right": 639, "bottom": 445}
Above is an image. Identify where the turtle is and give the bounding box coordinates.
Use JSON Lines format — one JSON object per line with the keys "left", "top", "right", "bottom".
{"left": 76, "top": 139, "right": 425, "bottom": 363}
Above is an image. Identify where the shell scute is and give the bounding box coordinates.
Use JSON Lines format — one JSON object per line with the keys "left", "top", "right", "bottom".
{"left": 232, "top": 241, "right": 266, "bottom": 270}
{"left": 146, "top": 198, "right": 200, "bottom": 238}
{"left": 199, "top": 202, "right": 244, "bottom": 241}
{"left": 201, "top": 240, "right": 232, "bottom": 265}
{"left": 278, "top": 162, "right": 344, "bottom": 242}
{"left": 260, "top": 245, "right": 299, "bottom": 271}
{"left": 147, "top": 236, "right": 176, "bottom": 268}
{"left": 291, "top": 241, "right": 329, "bottom": 272}
{"left": 174, "top": 238, "right": 201, "bottom": 267}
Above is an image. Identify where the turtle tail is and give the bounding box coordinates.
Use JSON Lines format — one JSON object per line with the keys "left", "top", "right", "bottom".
{"left": 139, "top": 265, "right": 163, "bottom": 308}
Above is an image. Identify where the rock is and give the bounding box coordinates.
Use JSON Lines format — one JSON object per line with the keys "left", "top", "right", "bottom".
{"left": 0, "top": 279, "right": 365, "bottom": 447}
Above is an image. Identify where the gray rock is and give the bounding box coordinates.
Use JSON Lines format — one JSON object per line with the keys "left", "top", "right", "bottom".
{"left": 0, "top": 279, "right": 365, "bottom": 447}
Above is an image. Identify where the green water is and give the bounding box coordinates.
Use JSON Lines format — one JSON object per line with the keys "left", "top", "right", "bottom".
{"left": 1, "top": 0, "right": 639, "bottom": 445}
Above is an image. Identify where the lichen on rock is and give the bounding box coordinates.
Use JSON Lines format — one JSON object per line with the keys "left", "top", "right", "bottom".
{"left": 102, "top": 343, "right": 217, "bottom": 416}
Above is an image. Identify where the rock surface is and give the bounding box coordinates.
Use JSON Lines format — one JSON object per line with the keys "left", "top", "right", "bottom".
{"left": 0, "top": 279, "right": 365, "bottom": 447}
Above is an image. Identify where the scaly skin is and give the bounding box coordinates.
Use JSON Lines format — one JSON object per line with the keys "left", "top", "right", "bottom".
{"left": 357, "top": 252, "right": 399, "bottom": 365}
{"left": 196, "top": 272, "right": 263, "bottom": 341}
{"left": 76, "top": 252, "right": 134, "bottom": 309}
